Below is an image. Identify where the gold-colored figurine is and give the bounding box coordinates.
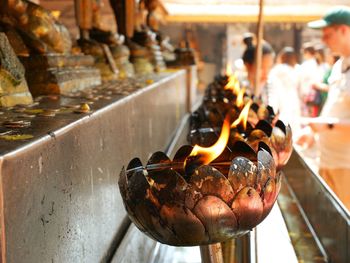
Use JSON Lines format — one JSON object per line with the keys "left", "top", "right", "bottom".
{"left": 0, "top": 0, "right": 72, "bottom": 54}
{"left": 0, "top": 32, "right": 33, "bottom": 106}
{"left": 76, "top": 0, "right": 135, "bottom": 81}
{"left": 108, "top": 0, "right": 154, "bottom": 75}
{"left": 0, "top": 0, "right": 101, "bottom": 97}
{"left": 127, "top": 0, "right": 168, "bottom": 74}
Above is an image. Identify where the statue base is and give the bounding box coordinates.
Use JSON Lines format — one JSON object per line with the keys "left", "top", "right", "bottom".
{"left": 0, "top": 78, "right": 33, "bottom": 107}
{"left": 110, "top": 44, "right": 135, "bottom": 78}
{"left": 131, "top": 30, "right": 167, "bottom": 73}
{"left": 129, "top": 44, "right": 154, "bottom": 75}
{"left": 20, "top": 54, "right": 101, "bottom": 97}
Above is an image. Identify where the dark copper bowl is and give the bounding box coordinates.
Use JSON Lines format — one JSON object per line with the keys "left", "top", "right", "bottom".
{"left": 189, "top": 118, "right": 292, "bottom": 170}
{"left": 244, "top": 119, "right": 293, "bottom": 169}
{"left": 118, "top": 142, "right": 281, "bottom": 246}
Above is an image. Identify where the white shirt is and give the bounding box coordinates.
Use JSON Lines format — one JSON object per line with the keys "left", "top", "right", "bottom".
{"left": 298, "top": 58, "right": 321, "bottom": 98}
{"left": 319, "top": 57, "right": 350, "bottom": 168}
{"left": 267, "top": 63, "right": 301, "bottom": 132}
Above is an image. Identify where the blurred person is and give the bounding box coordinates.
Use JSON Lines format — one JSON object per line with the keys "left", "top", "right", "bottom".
{"left": 267, "top": 47, "right": 301, "bottom": 132}
{"left": 298, "top": 42, "right": 322, "bottom": 117}
{"left": 297, "top": 6, "right": 350, "bottom": 210}
{"left": 310, "top": 45, "right": 331, "bottom": 115}
{"left": 241, "top": 33, "right": 275, "bottom": 102}
{"left": 312, "top": 51, "right": 340, "bottom": 114}
{"left": 315, "top": 44, "right": 331, "bottom": 75}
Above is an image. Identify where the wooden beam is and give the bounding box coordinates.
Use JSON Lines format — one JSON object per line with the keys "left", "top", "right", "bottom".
{"left": 165, "top": 15, "right": 321, "bottom": 23}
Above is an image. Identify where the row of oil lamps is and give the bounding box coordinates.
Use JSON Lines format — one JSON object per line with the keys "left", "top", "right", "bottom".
{"left": 118, "top": 67, "right": 293, "bottom": 246}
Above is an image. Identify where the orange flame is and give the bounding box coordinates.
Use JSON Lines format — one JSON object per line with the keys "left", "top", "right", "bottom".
{"left": 187, "top": 115, "right": 231, "bottom": 166}
{"left": 231, "top": 100, "right": 252, "bottom": 129}
{"left": 225, "top": 73, "right": 240, "bottom": 94}
{"left": 226, "top": 63, "right": 233, "bottom": 76}
{"left": 236, "top": 87, "right": 246, "bottom": 108}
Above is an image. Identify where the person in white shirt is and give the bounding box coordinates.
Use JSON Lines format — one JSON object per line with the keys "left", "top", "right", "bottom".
{"left": 298, "top": 43, "right": 322, "bottom": 116}
{"left": 297, "top": 6, "right": 350, "bottom": 210}
{"left": 267, "top": 47, "right": 301, "bottom": 133}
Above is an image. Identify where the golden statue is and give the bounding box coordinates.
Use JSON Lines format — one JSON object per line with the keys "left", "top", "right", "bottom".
{"left": 94, "top": 0, "right": 135, "bottom": 78}
{"left": 76, "top": 0, "right": 135, "bottom": 80}
{"left": 0, "top": 32, "right": 33, "bottom": 106}
{"left": 127, "top": 0, "right": 167, "bottom": 74}
{"left": 109, "top": 0, "right": 135, "bottom": 39}
{"left": 144, "top": 0, "right": 159, "bottom": 31}
{"left": 0, "top": 0, "right": 72, "bottom": 54}
{"left": 0, "top": 0, "right": 101, "bottom": 97}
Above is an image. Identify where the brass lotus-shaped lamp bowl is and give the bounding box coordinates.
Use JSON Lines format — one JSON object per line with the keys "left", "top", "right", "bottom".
{"left": 244, "top": 119, "right": 293, "bottom": 169}
{"left": 118, "top": 142, "right": 281, "bottom": 246}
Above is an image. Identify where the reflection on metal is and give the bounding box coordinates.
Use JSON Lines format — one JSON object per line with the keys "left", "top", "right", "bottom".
{"left": 283, "top": 150, "right": 350, "bottom": 263}
{"left": 0, "top": 71, "right": 187, "bottom": 262}
{"left": 167, "top": 65, "right": 198, "bottom": 113}
{"left": 278, "top": 176, "right": 327, "bottom": 262}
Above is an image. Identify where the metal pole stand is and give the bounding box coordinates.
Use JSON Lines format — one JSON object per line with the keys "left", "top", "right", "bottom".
{"left": 200, "top": 243, "right": 224, "bottom": 263}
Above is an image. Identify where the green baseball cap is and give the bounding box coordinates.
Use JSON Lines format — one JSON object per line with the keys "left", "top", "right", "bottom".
{"left": 308, "top": 6, "right": 350, "bottom": 29}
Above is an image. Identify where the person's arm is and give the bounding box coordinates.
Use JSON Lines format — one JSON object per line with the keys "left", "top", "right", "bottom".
{"left": 295, "top": 117, "right": 350, "bottom": 148}
{"left": 300, "top": 117, "right": 350, "bottom": 132}
{"left": 294, "top": 125, "right": 315, "bottom": 148}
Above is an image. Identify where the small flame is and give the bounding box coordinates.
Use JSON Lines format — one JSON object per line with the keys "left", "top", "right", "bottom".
{"left": 231, "top": 100, "right": 252, "bottom": 129}
{"left": 225, "top": 72, "right": 240, "bottom": 94}
{"left": 187, "top": 115, "right": 231, "bottom": 166}
{"left": 236, "top": 87, "right": 245, "bottom": 108}
{"left": 226, "top": 63, "right": 233, "bottom": 76}
{"left": 51, "top": 10, "right": 61, "bottom": 19}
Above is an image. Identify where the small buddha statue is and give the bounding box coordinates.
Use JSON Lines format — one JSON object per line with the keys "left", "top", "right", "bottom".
{"left": 144, "top": 0, "right": 159, "bottom": 31}
{"left": 0, "top": 0, "right": 72, "bottom": 54}
{"left": 75, "top": 0, "right": 119, "bottom": 82}
{"left": 107, "top": 0, "right": 153, "bottom": 75}
{"left": 156, "top": 33, "right": 176, "bottom": 65}
{"left": 89, "top": 0, "right": 135, "bottom": 78}
{"left": 129, "top": 0, "right": 166, "bottom": 73}
{"left": 173, "top": 40, "right": 196, "bottom": 66}
{"left": 0, "top": 0, "right": 101, "bottom": 96}
{"left": 0, "top": 32, "right": 33, "bottom": 106}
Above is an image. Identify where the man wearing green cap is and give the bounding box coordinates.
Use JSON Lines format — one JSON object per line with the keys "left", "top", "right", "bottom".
{"left": 297, "top": 6, "right": 350, "bottom": 210}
